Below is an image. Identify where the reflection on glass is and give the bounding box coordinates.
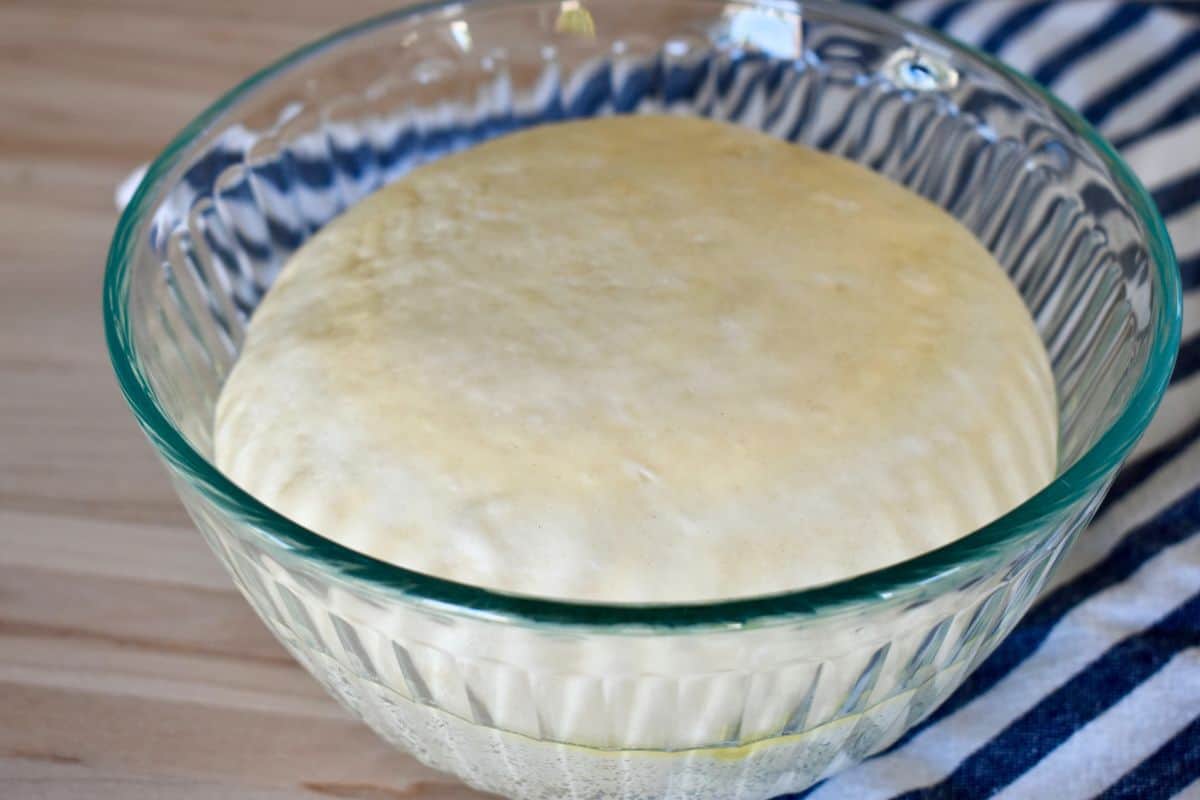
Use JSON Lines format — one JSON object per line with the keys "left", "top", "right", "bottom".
{"left": 450, "top": 19, "right": 472, "bottom": 52}
{"left": 556, "top": 1, "right": 597, "bottom": 38}
{"left": 720, "top": 3, "right": 802, "bottom": 58}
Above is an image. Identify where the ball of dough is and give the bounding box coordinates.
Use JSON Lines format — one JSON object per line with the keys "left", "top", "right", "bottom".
{"left": 215, "top": 115, "right": 1056, "bottom": 603}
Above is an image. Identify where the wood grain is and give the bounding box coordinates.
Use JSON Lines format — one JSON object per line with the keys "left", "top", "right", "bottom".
{"left": 0, "top": 2, "right": 495, "bottom": 797}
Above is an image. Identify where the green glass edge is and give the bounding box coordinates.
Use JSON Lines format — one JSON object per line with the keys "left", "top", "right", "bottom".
{"left": 103, "top": 0, "right": 1182, "bottom": 630}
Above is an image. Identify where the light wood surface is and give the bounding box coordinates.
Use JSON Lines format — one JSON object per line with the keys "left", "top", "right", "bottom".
{"left": 0, "top": 2, "right": 496, "bottom": 797}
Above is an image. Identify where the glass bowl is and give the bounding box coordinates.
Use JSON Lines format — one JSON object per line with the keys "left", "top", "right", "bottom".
{"left": 103, "top": 1, "right": 1181, "bottom": 798}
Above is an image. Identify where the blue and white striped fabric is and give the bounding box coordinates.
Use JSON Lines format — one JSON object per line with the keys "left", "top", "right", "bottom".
{"left": 789, "top": 2, "right": 1200, "bottom": 798}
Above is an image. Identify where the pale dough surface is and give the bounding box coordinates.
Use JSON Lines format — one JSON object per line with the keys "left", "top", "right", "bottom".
{"left": 214, "top": 115, "right": 1056, "bottom": 603}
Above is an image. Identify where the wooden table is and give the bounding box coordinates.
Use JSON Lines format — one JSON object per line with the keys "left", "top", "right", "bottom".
{"left": 1, "top": 2, "right": 494, "bottom": 797}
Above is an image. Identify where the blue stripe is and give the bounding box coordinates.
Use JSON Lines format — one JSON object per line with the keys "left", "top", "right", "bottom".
{"left": 1159, "top": 2, "right": 1200, "bottom": 18}
{"left": 1082, "top": 30, "right": 1200, "bottom": 126}
{"left": 1097, "top": 715, "right": 1200, "bottom": 800}
{"left": 977, "top": 2, "right": 1054, "bottom": 56}
{"left": 1106, "top": 414, "right": 1200, "bottom": 512}
{"left": 1153, "top": 173, "right": 1200, "bottom": 220}
{"left": 926, "top": 1, "right": 970, "bottom": 31}
{"left": 1112, "top": 84, "right": 1200, "bottom": 150}
{"left": 1182, "top": 254, "right": 1200, "bottom": 292}
{"left": 1032, "top": 5, "right": 1153, "bottom": 87}
{"left": 1173, "top": 333, "right": 1200, "bottom": 385}
{"left": 855, "top": 0, "right": 909, "bottom": 10}
{"left": 878, "top": 481, "right": 1200, "bottom": 755}
{"left": 891, "top": 592, "right": 1200, "bottom": 799}
{"left": 1098, "top": 326, "right": 1200, "bottom": 507}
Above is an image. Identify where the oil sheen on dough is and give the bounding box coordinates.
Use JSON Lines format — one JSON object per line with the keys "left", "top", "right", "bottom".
{"left": 214, "top": 115, "right": 1057, "bottom": 603}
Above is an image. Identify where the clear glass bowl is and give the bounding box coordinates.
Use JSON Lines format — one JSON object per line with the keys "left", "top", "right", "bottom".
{"left": 104, "top": 1, "right": 1181, "bottom": 798}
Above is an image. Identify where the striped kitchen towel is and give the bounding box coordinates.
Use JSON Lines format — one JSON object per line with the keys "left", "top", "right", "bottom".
{"left": 791, "top": 2, "right": 1200, "bottom": 798}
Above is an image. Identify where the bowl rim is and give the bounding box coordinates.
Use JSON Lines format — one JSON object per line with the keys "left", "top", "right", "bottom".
{"left": 104, "top": 0, "right": 1182, "bottom": 629}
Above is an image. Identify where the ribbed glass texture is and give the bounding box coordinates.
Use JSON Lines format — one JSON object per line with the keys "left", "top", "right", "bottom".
{"left": 104, "top": 2, "right": 1179, "bottom": 798}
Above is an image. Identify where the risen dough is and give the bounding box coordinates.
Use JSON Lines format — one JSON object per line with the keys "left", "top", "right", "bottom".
{"left": 214, "top": 115, "right": 1056, "bottom": 603}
